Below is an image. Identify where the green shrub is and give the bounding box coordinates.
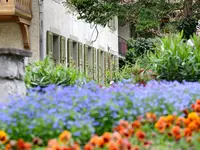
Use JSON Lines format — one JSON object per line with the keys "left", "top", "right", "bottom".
{"left": 25, "top": 57, "right": 85, "bottom": 88}
{"left": 125, "top": 38, "right": 156, "bottom": 64}
{"left": 148, "top": 32, "right": 200, "bottom": 82}
{"left": 177, "top": 17, "right": 198, "bottom": 39}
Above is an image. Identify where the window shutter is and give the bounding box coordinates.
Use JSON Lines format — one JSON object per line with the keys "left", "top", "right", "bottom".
{"left": 78, "top": 43, "right": 83, "bottom": 72}
{"left": 104, "top": 51, "right": 108, "bottom": 83}
{"left": 101, "top": 51, "right": 104, "bottom": 83}
{"left": 67, "top": 39, "right": 73, "bottom": 67}
{"left": 46, "top": 31, "right": 53, "bottom": 58}
{"left": 60, "top": 36, "right": 66, "bottom": 64}
{"left": 97, "top": 49, "right": 100, "bottom": 83}
{"left": 93, "top": 48, "right": 97, "bottom": 80}
{"left": 84, "top": 45, "right": 89, "bottom": 76}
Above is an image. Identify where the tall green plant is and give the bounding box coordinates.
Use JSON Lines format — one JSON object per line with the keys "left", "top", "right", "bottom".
{"left": 25, "top": 57, "right": 85, "bottom": 88}
{"left": 148, "top": 33, "right": 200, "bottom": 82}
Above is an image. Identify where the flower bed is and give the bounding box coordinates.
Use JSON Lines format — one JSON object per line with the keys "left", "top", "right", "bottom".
{"left": 0, "top": 81, "right": 200, "bottom": 145}
{"left": 1, "top": 100, "right": 200, "bottom": 150}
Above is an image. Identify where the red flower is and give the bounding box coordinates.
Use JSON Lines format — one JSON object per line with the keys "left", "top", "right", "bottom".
{"left": 136, "top": 131, "right": 145, "bottom": 141}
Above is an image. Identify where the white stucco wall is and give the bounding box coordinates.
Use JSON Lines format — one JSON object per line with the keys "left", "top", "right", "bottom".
{"left": 41, "top": 0, "right": 119, "bottom": 59}
{"left": 119, "top": 24, "right": 131, "bottom": 40}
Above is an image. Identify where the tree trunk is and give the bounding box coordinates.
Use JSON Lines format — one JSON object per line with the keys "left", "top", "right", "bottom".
{"left": 183, "top": 0, "right": 193, "bottom": 17}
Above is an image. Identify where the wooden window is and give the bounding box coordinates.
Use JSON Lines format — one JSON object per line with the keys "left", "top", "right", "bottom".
{"left": 104, "top": 51, "right": 108, "bottom": 83}
{"left": 84, "top": 45, "right": 89, "bottom": 76}
{"left": 97, "top": 49, "right": 104, "bottom": 83}
{"left": 73, "top": 41, "right": 78, "bottom": 68}
{"left": 46, "top": 31, "right": 53, "bottom": 58}
{"left": 47, "top": 31, "right": 66, "bottom": 64}
{"left": 93, "top": 48, "right": 97, "bottom": 80}
{"left": 60, "top": 36, "right": 66, "bottom": 64}
{"left": 67, "top": 39, "right": 73, "bottom": 67}
{"left": 67, "top": 39, "right": 79, "bottom": 68}
{"left": 88, "top": 46, "right": 93, "bottom": 79}
{"left": 78, "top": 43, "right": 83, "bottom": 72}
{"left": 53, "top": 34, "right": 60, "bottom": 64}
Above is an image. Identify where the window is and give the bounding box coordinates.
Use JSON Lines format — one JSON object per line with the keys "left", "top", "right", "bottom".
{"left": 53, "top": 35, "right": 60, "bottom": 64}
{"left": 67, "top": 39, "right": 80, "bottom": 68}
{"left": 46, "top": 31, "right": 66, "bottom": 64}
{"left": 108, "top": 17, "right": 116, "bottom": 30}
{"left": 72, "top": 41, "right": 78, "bottom": 68}
{"left": 78, "top": 43, "right": 83, "bottom": 72}
{"left": 88, "top": 46, "right": 93, "bottom": 78}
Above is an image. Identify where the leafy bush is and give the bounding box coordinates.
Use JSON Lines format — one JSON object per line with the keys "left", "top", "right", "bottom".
{"left": 177, "top": 17, "right": 198, "bottom": 39}
{"left": 148, "top": 33, "right": 200, "bottom": 82}
{"left": 125, "top": 38, "right": 156, "bottom": 64}
{"left": 25, "top": 57, "right": 85, "bottom": 88}
{"left": 1, "top": 81, "right": 200, "bottom": 144}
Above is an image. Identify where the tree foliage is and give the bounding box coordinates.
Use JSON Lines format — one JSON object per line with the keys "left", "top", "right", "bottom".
{"left": 65, "top": 0, "right": 200, "bottom": 36}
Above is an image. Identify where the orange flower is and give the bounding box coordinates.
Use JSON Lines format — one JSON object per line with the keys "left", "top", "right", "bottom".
{"left": 132, "top": 120, "right": 141, "bottom": 129}
{"left": 136, "top": 131, "right": 145, "bottom": 141}
{"left": 59, "top": 130, "right": 71, "bottom": 143}
{"left": 196, "top": 99, "right": 200, "bottom": 105}
{"left": 131, "top": 146, "right": 140, "bottom": 150}
{"left": 194, "top": 104, "right": 200, "bottom": 113}
{"left": 71, "top": 142, "right": 81, "bottom": 150}
{"left": 191, "top": 104, "right": 195, "bottom": 110}
{"left": 47, "top": 139, "right": 59, "bottom": 148}
{"left": 175, "top": 117, "right": 185, "bottom": 127}
{"left": 84, "top": 144, "right": 93, "bottom": 150}
{"left": 121, "top": 139, "right": 132, "bottom": 150}
{"left": 146, "top": 113, "right": 157, "bottom": 122}
{"left": 119, "top": 120, "right": 129, "bottom": 128}
{"left": 102, "top": 132, "right": 112, "bottom": 143}
{"left": 97, "top": 137, "right": 104, "bottom": 148}
{"left": 184, "top": 128, "right": 192, "bottom": 137}
{"left": 108, "top": 141, "right": 119, "bottom": 150}
{"left": 112, "top": 132, "right": 122, "bottom": 145}
{"left": 89, "top": 135, "right": 102, "bottom": 147}
{"left": 188, "top": 121, "right": 198, "bottom": 131}
{"left": 17, "top": 139, "right": 25, "bottom": 150}
{"left": 5, "top": 144, "right": 11, "bottom": 150}
{"left": 171, "top": 126, "right": 181, "bottom": 141}
{"left": 184, "top": 118, "right": 191, "bottom": 127}
{"left": 51, "top": 144, "right": 61, "bottom": 150}
{"left": 24, "top": 142, "right": 32, "bottom": 150}
{"left": 155, "top": 120, "right": 166, "bottom": 133}
{"left": 0, "top": 130, "right": 7, "bottom": 144}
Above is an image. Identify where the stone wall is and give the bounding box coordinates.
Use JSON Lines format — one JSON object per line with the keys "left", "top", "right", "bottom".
{"left": 0, "top": 48, "right": 32, "bottom": 102}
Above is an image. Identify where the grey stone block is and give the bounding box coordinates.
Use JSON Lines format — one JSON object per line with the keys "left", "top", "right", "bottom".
{"left": 0, "top": 55, "right": 25, "bottom": 80}
{"left": 0, "top": 56, "right": 18, "bottom": 79}
{"left": 0, "top": 79, "right": 26, "bottom": 102}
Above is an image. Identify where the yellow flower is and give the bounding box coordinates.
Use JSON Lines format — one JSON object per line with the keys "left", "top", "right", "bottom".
{"left": 0, "top": 130, "right": 7, "bottom": 144}
{"left": 59, "top": 130, "right": 71, "bottom": 143}
{"left": 166, "top": 115, "right": 175, "bottom": 123}
{"left": 188, "top": 112, "right": 199, "bottom": 121}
